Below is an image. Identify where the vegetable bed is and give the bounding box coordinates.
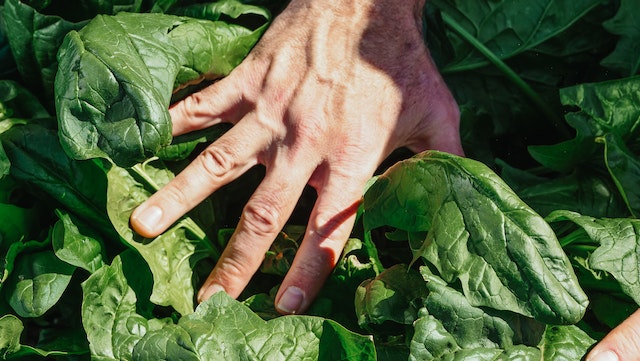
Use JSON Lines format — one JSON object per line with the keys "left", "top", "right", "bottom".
{"left": 1, "top": 0, "right": 639, "bottom": 359}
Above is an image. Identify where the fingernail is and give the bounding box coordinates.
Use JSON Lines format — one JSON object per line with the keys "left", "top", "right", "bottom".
{"left": 587, "top": 350, "right": 619, "bottom": 361}
{"left": 198, "top": 283, "right": 225, "bottom": 304}
{"left": 132, "top": 205, "right": 162, "bottom": 234}
{"left": 277, "top": 286, "right": 305, "bottom": 314}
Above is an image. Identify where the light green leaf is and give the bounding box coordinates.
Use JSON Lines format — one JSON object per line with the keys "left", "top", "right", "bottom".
{"left": 106, "top": 160, "right": 216, "bottom": 315}
{"left": 52, "top": 209, "right": 106, "bottom": 273}
{"left": 132, "top": 292, "right": 376, "bottom": 361}
{"left": 363, "top": 151, "right": 588, "bottom": 324}
{"left": 538, "top": 324, "right": 596, "bottom": 360}
{"left": 81, "top": 253, "right": 148, "bottom": 361}
{"left": 0, "top": 315, "right": 23, "bottom": 359}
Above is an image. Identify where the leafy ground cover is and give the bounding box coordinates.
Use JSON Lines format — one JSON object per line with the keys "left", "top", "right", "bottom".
{"left": 1, "top": 0, "right": 639, "bottom": 359}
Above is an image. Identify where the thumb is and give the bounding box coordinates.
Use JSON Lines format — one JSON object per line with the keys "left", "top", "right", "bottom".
{"left": 586, "top": 309, "right": 640, "bottom": 361}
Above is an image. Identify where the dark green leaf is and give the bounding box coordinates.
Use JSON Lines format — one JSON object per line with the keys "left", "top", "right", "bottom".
{"left": 601, "top": 0, "right": 640, "bottom": 76}
{"left": 600, "top": 132, "right": 640, "bottom": 217}
{"left": 432, "top": 0, "right": 605, "bottom": 73}
{"left": 1, "top": 123, "right": 114, "bottom": 237}
{"left": 530, "top": 76, "right": 640, "bottom": 171}
{"left": 55, "top": 10, "right": 269, "bottom": 166}
{"left": 2, "top": 0, "right": 85, "bottom": 105}
{"left": 355, "top": 264, "right": 428, "bottom": 330}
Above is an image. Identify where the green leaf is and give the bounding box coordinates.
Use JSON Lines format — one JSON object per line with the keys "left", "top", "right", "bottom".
{"left": 601, "top": 0, "right": 640, "bottom": 76}
{"left": 600, "top": 132, "right": 640, "bottom": 217}
{"left": 499, "top": 162, "right": 627, "bottom": 219}
{"left": 1, "top": 123, "right": 115, "bottom": 237}
{"left": 420, "top": 268, "right": 546, "bottom": 350}
{"left": 432, "top": 0, "right": 605, "bottom": 73}
{"left": 132, "top": 291, "right": 376, "bottom": 361}
{"left": 355, "top": 264, "right": 428, "bottom": 330}
{"left": 5, "top": 250, "right": 75, "bottom": 318}
{"left": 106, "top": 160, "right": 216, "bottom": 315}
{"left": 52, "top": 209, "right": 106, "bottom": 273}
{"left": 81, "top": 252, "right": 149, "bottom": 361}
{"left": 529, "top": 76, "right": 640, "bottom": 171}
{"left": 538, "top": 324, "right": 596, "bottom": 360}
{"left": 2, "top": 0, "right": 85, "bottom": 105}
{"left": 0, "top": 315, "right": 22, "bottom": 358}
{"left": 547, "top": 210, "right": 640, "bottom": 305}
{"left": 55, "top": 10, "right": 270, "bottom": 166}
{"left": 363, "top": 151, "right": 588, "bottom": 324}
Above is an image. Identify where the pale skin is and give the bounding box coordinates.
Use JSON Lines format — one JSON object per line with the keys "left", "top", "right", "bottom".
{"left": 130, "top": 0, "right": 636, "bottom": 358}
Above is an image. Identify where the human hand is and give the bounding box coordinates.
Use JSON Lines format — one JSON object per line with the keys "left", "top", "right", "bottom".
{"left": 586, "top": 309, "right": 640, "bottom": 361}
{"left": 130, "top": 0, "right": 463, "bottom": 314}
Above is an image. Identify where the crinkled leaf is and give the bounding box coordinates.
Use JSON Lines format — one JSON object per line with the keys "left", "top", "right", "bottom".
{"left": 363, "top": 151, "right": 588, "bottom": 324}
{"left": 5, "top": 250, "right": 75, "bottom": 318}
{"left": 81, "top": 252, "right": 148, "bottom": 361}
{"left": 530, "top": 76, "right": 640, "bottom": 171}
{"left": 52, "top": 209, "right": 106, "bottom": 273}
{"left": 106, "top": 160, "right": 216, "bottom": 315}
{"left": 55, "top": 10, "right": 269, "bottom": 166}
{"left": 601, "top": 0, "right": 640, "bottom": 76}
{"left": 547, "top": 210, "right": 640, "bottom": 305}
{"left": 132, "top": 291, "right": 376, "bottom": 361}
{"left": 600, "top": 132, "right": 640, "bottom": 217}
{"left": 420, "top": 268, "right": 545, "bottom": 351}
{"left": 355, "top": 264, "right": 428, "bottom": 330}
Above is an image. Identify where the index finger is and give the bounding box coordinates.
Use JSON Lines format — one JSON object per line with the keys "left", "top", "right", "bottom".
{"left": 130, "top": 120, "right": 268, "bottom": 238}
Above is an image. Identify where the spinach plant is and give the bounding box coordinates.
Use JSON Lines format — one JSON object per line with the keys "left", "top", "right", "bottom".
{"left": 0, "top": 0, "right": 639, "bottom": 360}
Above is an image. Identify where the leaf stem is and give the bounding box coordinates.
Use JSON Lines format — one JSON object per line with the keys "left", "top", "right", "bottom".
{"left": 439, "top": 13, "right": 568, "bottom": 138}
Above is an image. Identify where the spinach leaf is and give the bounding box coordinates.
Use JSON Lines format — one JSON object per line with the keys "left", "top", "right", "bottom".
{"left": 132, "top": 291, "right": 376, "bottom": 361}
{"left": 106, "top": 160, "right": 217, "bottom": 315}
{"left": 601, "top": 0, "right": 640, "bottom": 76}
{"left": 355, "top": 264, "right": 428, "bottom": 332}
{"left": 548, "top": 210, "right": 640, "bottom": 305}
{"left": 363, "top": 151, "right": 588, "bottom": 324}
{"left": 600, "top": 132, "right": 640, "bottom": 217}
{"left": 431, "top": 0, "right": 605, "bottom": 73}
{"left": 5, "top": 250, "right": 75, "bottom": 318}
{"left": 0, "top": 314, "right": 82, "bottom": 359}
{"left": 52, "top": 209, "right": 106, "bottom": 274}
{"left": 81, "top": 252, "right": 149, "bottom": 361}
{"left": 1, "top": 123, "right": 114, "bottom": 237}
{"left": 55, "top": 7, "right": 270, "bottom": 166}
{"left": 538, "top": 325, "right": 596, "bottom": 360}
{"left": 2, "top": 0, "right": 86, "bottom": 106}
{"left": 529, "top": 76, "right": 640, "bottom": 171}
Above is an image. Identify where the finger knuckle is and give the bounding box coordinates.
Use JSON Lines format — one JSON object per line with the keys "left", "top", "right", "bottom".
{"left": 198, "top": 143, "right": 238, "bottom": 179}
{"left": 242, "top": 198, "right": 283, "bottom": 238}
